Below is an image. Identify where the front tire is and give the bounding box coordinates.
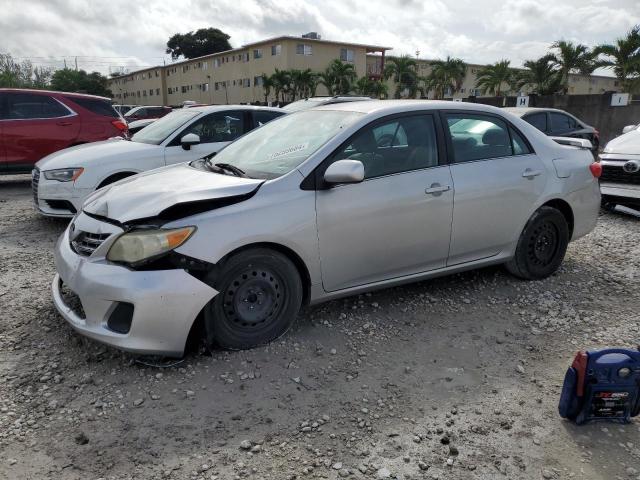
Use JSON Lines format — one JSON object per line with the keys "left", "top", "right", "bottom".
{"left": 204, "top": 248, "right": 303, "bottom": 350}
{"left": 506, "top": 206, "right": 569, "bottom": 280}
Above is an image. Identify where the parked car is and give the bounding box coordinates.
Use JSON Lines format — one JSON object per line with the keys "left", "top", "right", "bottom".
{"left": 124, "top": 105, "right": 172, "bottom": 122}
{"left": 599, "top": 123, "right": 640, "bottom": 209}
{"left": 127, "top": 118, "right": 157, "bottom": 135}
{"left": 0, "top": 88, "right": 127, "bottom": 174}
{"left": 51, "top": 100, "right": 601, "bottom": 356}
{"left": 622, "top": 123, "right": 639, "bottom": 135}
{"left": 113, "top": 104, "right": 137, "bottom": 116}
{"left": 503, "top": 107, "right": 599, "bottom": 151}
{"left": 282, "top": 95, "right": 372, "bottom": 112}
{"left": 34, "top": 105, "right": 285, "bottom": 217}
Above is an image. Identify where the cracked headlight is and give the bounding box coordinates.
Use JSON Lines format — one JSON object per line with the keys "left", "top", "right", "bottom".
{"left": 43, "top": 168, "right": 84, "bottom": 182}
{"left": 107, "top": 227, "right": 196, "bottom": 265}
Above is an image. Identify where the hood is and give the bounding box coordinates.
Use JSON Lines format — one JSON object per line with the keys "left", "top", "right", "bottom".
{"left": 82, "top": 162, "right": 264, "bottom": 223}
{"left": 36, "top": 138, "right": 159, "bottom": 170}
{"left": 603, "top": 128, "right": 640, "bottom": 155}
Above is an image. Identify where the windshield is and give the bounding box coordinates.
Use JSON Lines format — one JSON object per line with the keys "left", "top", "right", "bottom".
{"left": 131, "top": 110, "right": 200, "bottom": 145}
{"left": 282, "top": 98, "right": 327, "bottom": 112}
{"left": 124, "top": 107, "right": 142, "bottom": 117}
{"left": 201, "top": 110, "right": 363, "bottom": 179}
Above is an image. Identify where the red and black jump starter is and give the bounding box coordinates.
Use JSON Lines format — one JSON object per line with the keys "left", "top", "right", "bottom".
{"left": 558, "top": 348, "right": 640, "bottom": 424}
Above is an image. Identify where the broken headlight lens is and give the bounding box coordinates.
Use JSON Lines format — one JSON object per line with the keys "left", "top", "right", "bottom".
{"left": 107, "top": 227, "right": 196, "bottom": 265}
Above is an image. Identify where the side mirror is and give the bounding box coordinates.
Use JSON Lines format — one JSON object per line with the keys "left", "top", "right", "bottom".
{"left": 181, "top": 133, "right": 200, "bottom": 150}
{"left": 324, "top": 160, "right": 365, "bottom": 185}
{"left": 622, "top": 125, "right": 637, "bottom": 135}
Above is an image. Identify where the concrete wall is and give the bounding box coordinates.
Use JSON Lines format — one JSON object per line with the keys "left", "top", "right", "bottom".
{"left": 466, "top": 93, "right": 640, "bottom": 145}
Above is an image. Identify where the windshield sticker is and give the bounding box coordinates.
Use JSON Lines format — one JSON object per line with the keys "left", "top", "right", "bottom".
{"left": 268, "top": 143, "right": 309, "bottom": 159}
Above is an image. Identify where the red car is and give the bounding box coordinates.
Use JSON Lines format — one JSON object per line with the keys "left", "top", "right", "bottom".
{"left": 123, "top": 105, "right": 172, "bottom": 122}
{"left": 0, "top": 89, "right": 127, "bottom": 174}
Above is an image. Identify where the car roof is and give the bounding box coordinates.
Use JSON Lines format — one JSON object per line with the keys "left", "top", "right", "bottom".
{"left": 314, "top": 99, "right": 507, "bottom": 115}
{"left": 0, "top": 87, "right": 111, "bottom": 101}
{"left": 186, "top": 104, "right": 284, "bottom": 114}
{"left": 503, "top": 107, "right": 573, "bottom": 117}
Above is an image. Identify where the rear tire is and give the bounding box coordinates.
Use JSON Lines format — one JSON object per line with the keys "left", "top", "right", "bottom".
{"left": 204, "top": 248, "right": 303, "bottom": 350}
{"left": 506, "top": 206, "right": 569, "bottom": 280}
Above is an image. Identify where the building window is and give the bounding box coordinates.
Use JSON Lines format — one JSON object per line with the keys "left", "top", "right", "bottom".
{"left": 149, "top": 89, "right": 153, "bottom": 96}
{"left": 254, "top": 76, "right": 264, "bottom": 86}
{"left": 243, "top": 78, "right": 251, "bottom": 88}
{"left": 156, "top": 88, "right": 160, "bottom": 95}
{"left": 340, "top": 48, "right": 354, "bottom": 62}
{"left": 253, "top": 49, "right": 263, "bottom": 59}
{"left": 271, "top": 44, "right": 281, "bottom": 56}
{"left": 214, "top": 58, "right": 221, "bottom": 68}
{"left": 296, "top": 44, "right": 312, "bottom": 55}
{"left": 181, "top": 86, "right": 187, "bottom": 93}
{"left": 203, "top": 62, "right": 208, "bottom": 70}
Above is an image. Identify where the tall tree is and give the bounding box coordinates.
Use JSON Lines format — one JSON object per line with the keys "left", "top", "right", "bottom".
{"left": 383, "top": 55, "right": 418, "bottom": 98}
{"left": 50, "top": 68, "right": 112, "bottom": 97}
{"left": 475, "top": 60, "right": 514, "bottom": 97}
{"left": 517, "top": 54, "right": 562, "bottom": 95}
{"left": 426, "top": 56, "right": 467, "bottom": 99}
{"left": 166, "top": 28, "right": 232, "bottom": 60}
{"left": 550, "top": 40, "right": 597, "bottom": 94}
{"left": 593, "top": 25, "right": 640, "bottom": 94}
{"left": 319, "top": 70, "right": 336, "bottom": 96}
{"left": 270, "top": 68, "right": 291, "bottom": 103}
{"left": 0, "top": 54, "right": 51, "bottom": 88}
{"left": 323, "top": 59, "right": 356, "bottom": 95}
{"left": 261, "top": 73, "right": 274, "bottom": 104}
{"left": 354, "top": 76, "right": 389, "bottom": 99}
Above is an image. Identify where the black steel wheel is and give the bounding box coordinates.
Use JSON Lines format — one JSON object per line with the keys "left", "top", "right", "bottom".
{"left": 204, "top": 248, "right": 303, "bottom": 350}
{"left": 506, "top": 206, "right": 569, "bottom": 280}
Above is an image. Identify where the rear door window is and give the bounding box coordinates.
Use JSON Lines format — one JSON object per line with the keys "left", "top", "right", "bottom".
{"left": 523, "top": 112, "right": 547, "bottom": 132}
{"left": 252, "top": 110, "right": 285, "bottom": 127}
{"left": 445, "top": 114, "right": 513, "bottom": 163}
{"left": 549, "top": 112, "right": 576, "bottom": 134}
{"left": 67, "top": 97, "right": 118, "bottom": 118}
{"left": 6, "top": 93, "right": 70, "bottom": 119}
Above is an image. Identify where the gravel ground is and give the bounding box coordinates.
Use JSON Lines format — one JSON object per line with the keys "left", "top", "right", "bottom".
{"left": 1, "top": 174, "right": 639, "bottom": 480}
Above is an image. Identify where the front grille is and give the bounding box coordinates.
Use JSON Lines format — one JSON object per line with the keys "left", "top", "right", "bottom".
{"left": 31, "top": 168, "right": 40, "bottom": 206}
{"left": 45, "top": 199, "right": 77, "bottom": 213}
{"left": 70, "top": 231, "right": 111, "bottom": 256}
{"left": 601, "top": 164, "right": 640, "bottom": 185}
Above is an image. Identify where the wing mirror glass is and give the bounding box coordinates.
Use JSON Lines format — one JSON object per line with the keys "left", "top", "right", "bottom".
{"left": 622, "top": 125, "right": 637, "bottom": 135}
{"left": 324, "top": 160, "right": 365, "bottom": 185}
{"left": 181, "top": 133, "right": 201, "bottom": 150}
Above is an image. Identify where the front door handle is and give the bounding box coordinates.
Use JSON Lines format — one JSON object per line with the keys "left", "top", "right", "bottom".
{"left": 522, "top": 168, "right": 542, "bottom": 179}
{"left": 425, "top": 183, "right": 451, "bottom": 195}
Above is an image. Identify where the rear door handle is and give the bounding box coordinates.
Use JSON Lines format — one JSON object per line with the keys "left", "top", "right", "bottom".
{"left": 57, "top": 121, "right": 73, "bottom": 126}
{"left": 522, "top": 169, "right": 542, "bottom": 178}
{"left": 425, "top": 183, "right": 451, "bottom": 195}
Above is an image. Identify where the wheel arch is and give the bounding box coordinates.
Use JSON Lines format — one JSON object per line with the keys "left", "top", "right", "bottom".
{"left": 541, "top": 198, "right": 574, "bottom": 238}
{"left": 219, "top": 242, "right": 312, "bottom": 306}
{"left": 96, "top": 171, "right": 139, "bottom": 189}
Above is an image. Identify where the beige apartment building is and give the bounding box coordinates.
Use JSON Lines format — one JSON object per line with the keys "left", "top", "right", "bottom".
{"left": 109, "top": 34, "right": 389, "bottom": 106}
{"left": 366, "top": 56, "right": 621, "bottom": 99}
{"left": 109, "top": 33, "right": 620, "bottom": 107}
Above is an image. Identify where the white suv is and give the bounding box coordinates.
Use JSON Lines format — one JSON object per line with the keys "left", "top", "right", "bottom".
{"left": 33, "top": 105, "right": 284, "bottom": 217}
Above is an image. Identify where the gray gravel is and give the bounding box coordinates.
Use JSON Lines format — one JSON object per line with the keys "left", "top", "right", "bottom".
{"left": 1, "top": 174, "right": 639, "bottom": 479}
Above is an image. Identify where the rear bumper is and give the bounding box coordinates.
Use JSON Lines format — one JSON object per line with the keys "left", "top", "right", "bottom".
{"left": 567, "top": 182, "right": 600, "bottom": 241}
{"left": 53, "top": 221, "right": 217, "bottom": 357}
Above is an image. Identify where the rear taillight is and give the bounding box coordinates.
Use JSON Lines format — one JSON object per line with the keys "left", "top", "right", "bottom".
{"left": 589, "top": 162, "right": 602, "bottom": 178}
{"left": 111, "top": 119, "right": 128, "bottom": 133}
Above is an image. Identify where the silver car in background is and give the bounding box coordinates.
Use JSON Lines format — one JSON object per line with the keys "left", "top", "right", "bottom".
{"left": 52, "top": 100, "right": 601, "bottom": 356}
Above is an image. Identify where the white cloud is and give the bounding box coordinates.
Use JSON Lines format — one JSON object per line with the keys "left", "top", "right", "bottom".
{"left": 1, "top": 0, "right": 638, "bottom": 74}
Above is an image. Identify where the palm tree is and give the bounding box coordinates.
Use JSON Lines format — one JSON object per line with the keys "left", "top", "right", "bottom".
{"left": 383, "top": 55, "right": 418, "bottom": 98}
{"left": 261, "top": 73, "right": 274, "bottom": 104}
{"left": 369, "top": 80, "right": 388, "bottom": 99}
{"left": 325, "top": 59, "right": 357, "bottom": 95}
{"left": 353, "top": 76, "right": 372, "bottom": 95}
{"left": 550, "top": 40, "right": 597, "bottom": 94}
{"left": 517, "top": 54, "right": 562, "bottom": 95}
{"left": 353, "top": 76, "right": 388, "bottom": 98}
{"left": 295, "top": 68, "right": 319, "bottom": 98}
{"left": 475, "top": 60, "right": 514, "bottom": 97}
{"left": 319, "top": 70, "right": 336, "bottom": 96}
{"left": 271, "top": 68, "right": 291, "bottom": 104}
{"left": 427, "top": 56, "right": 467, "bottom": 99}
{"left": 593, "top": 25, "right": 640, "bottom": 94}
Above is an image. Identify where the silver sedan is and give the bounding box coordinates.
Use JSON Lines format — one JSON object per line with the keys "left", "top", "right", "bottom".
{"left": 52, "top": 100, "right": 601, "bottom": 356}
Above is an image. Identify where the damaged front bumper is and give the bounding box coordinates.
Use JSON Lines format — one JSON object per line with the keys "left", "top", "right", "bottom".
{"left": 52, "top": 213, "right": 217, "bottom": 357}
